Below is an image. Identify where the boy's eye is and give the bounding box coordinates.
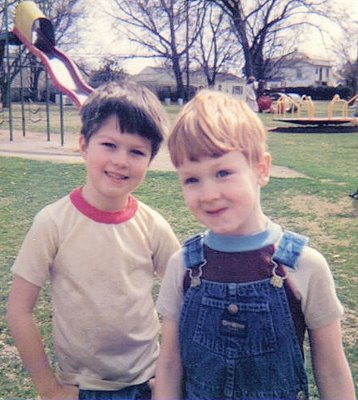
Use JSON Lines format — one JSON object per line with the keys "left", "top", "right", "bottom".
{"left": 131, "top": 149, "right": 147, "bottom": 157}
{"left": 183, "top": 177, "right": 199, "bottom": 185}
{"left": 102, "top": 142, "right": 116, "bottom": 149}
{"left": 217, "top": 169, "right": 230, "bottom": 178}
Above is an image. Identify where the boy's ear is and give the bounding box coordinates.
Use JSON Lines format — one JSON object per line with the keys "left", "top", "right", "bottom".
{"left": 257, "top": 152, "right": 271, "bottom": 187}
{"left": 79, "top": 135, "right": 88, "bottom": 159}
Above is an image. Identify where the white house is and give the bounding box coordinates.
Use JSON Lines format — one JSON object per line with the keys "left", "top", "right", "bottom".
{"left": 131, "top": 66, "right": 247, "bottom": 100}
{"left": 130, "top": 66, "right": 174, "bottom": 97}
{"left": 266, "top": 52, "right": 335, "bottom": 88}
{"left": 212, "top": 72, "right": 246, "bottom": 97}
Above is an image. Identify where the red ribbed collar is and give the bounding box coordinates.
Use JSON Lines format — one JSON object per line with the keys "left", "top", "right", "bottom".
{"left": 69, "top": 187, "right": 138, "bottom": 224}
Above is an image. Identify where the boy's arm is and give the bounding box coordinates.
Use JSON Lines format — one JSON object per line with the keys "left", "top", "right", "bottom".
{"left": 309, "top": 319, "right": 355, "bottom": 399}
{"left": 153, "top": 318, "right": 183, "bottom": 400}
{"left": 7, "top": 275, "right": 78, "bottom": 400}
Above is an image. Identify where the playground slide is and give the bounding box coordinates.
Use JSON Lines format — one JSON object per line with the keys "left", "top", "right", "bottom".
{"left": 13, "top": 1, "right": 93, "bottom": 109}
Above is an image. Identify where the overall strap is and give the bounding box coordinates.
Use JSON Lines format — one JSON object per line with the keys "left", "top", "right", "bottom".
{"left": 183, "top": 233, "right": 206, "bottom": 269}
{"left": 183, "top": 230, "right": 309, "bottom": 270}
{"left": 272, "top": 230, "right": 309, "bottom": 269}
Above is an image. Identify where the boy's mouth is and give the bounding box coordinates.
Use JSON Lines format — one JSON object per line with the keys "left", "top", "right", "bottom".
{"left": 105, "top": 171, "right": 129, "bottom": 180}
{"left": 205, "top": 207, "right": 227, "bottom": 216}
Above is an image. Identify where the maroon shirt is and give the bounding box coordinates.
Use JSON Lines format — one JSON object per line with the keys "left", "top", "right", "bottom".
{"left": 184, "top": 245, "right": 307, "bottom": 351}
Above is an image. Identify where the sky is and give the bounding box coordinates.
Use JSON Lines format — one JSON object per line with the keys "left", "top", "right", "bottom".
{"left": 72, "top": 0, "right": 358, "bottom": 76}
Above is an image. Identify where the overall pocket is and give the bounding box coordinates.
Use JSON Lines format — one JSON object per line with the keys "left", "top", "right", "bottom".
{"left": 193, "top": 296, "right": 277, "bottom": 359}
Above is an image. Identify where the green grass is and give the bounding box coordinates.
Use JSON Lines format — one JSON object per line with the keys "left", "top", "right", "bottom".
{"left": 0, "top": 105, "right": 357, "bottom": 398}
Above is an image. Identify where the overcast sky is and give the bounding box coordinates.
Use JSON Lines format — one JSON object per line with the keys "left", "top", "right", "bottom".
{"left": 72, "top": 0, "right": 358, "bottom": 75}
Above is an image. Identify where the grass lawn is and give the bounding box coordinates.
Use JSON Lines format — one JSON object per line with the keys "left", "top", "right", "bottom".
{"left": 0, "top": 103, "right": 357, "bottom": 398}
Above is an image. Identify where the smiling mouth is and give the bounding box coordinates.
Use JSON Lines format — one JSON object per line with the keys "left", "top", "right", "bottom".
{"left": 106, "top": 171, "right": 129, "bottom": 180}
{"left": 206, "top": 208, "right": 226, "bottom": 216}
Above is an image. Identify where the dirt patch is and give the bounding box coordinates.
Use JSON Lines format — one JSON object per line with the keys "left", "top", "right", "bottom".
{"left": 289, "top": 195, "right": 350, "bottom": 218}
{"left": 277, "top": 194, "right": 355, "bottom": 247}
{"left": 277, "top": 194, "right": 357, "bottom": 345}
{"left": 1, "top": 129, "right": 307, "bottom": 178}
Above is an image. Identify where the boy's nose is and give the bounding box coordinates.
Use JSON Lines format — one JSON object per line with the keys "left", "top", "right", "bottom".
{"left": 111, "top": 150, "right": 129, "bottom": 167}
{"left": 199, "top": 183, "right": 220, "bottom": 202}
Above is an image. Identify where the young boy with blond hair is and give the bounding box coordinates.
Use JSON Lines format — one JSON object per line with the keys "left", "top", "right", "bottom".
{"left": 154, "top": 89, "right": 355, "bottom": 399}
{"left": 7, "top": 81, "right": 180, "bottom": 400}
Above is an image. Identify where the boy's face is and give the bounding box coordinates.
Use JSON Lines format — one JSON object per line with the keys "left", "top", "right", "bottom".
{"left": 79, "top": 115, "right": 152, "bottom": 211}
{"left": 177, "top": 150, "right": 270, "bottom": 236}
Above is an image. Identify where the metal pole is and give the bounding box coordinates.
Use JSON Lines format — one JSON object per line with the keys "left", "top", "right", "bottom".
{"left": 4, "top": 0, "right": 13, "bottom": 141}
{"left": 45, "top": 70, "right": 51, "bottom": 141}
{"left": 19, "top": 49, "right": 26, "bottom": 136}
{"left": 59, "top": 93, "right": 64, "bottom": 146}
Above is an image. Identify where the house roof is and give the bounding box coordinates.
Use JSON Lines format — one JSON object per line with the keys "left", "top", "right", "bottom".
{"left": 269, "top": 51, "right": 332, "bottom": 69}
{"left": 131, "top": 66, "right": 174, "bottom": 85}
{"left": 133, "top": 66, "right": 245, "bottom": 84}
{"left": 282, "top": 52, "right": 332, "bottom": 68}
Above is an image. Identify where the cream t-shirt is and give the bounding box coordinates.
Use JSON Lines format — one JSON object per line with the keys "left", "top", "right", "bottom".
{"left": 12, "top": 188, "right": 180, "bottom": 390}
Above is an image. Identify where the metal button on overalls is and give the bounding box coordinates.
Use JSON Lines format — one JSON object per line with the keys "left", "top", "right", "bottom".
{"left": 228, "top": 303, "right": 239, "bottom": 314}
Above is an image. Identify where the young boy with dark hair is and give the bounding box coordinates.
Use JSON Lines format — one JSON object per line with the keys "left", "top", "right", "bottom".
{"left": 7, "top": 81, "right": 180, "bottom": 400}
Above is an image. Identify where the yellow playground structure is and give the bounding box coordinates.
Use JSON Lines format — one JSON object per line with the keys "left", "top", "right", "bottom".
{"left": 271, "top": 93, "right": 358, "bottom": 127}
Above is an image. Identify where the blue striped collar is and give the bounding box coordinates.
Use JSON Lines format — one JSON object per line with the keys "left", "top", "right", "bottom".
{"left": 204, "top": 220, "right": 282, "bottom": 252}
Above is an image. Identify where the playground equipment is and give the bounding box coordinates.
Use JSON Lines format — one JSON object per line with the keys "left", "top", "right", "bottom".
{"left": 272, "top": 93, "right": 358, "bottom": 128}
{"left": 27, "top": 98, "right": 42, "bottom": 123}
{"left": 13, "top": 1, "right": 93, "bottom": 109}
{"left": 347, "top": 94, "right": 358, "bottom": 116}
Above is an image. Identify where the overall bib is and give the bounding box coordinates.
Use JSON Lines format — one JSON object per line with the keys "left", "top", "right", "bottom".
{"left": 179, "top": 231, "right": 309, "bottom": 400}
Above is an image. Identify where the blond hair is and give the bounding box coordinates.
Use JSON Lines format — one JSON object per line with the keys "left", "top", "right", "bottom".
{"left": 168, "top": 89, "right": 267, "bottom": 167}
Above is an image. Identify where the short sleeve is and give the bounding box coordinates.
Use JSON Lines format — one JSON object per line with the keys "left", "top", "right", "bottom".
{"left": 11, "top": 206, "right": 59, "bottom": 287}
{"left": 156, "top": 250, "right": 186, "bottom": 321}
{"left": 151, "top": 220, "right": 181, "bottom": 280}
{"left": 287, "top": 246, "right": 344, "bottom": 330}
{"left": 137, "top": 202, "right": 180, "bottom": 280}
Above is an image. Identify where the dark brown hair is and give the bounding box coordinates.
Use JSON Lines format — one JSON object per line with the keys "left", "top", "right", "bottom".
{"left": 80, "top": 81, "right": 168, "bottom": 159}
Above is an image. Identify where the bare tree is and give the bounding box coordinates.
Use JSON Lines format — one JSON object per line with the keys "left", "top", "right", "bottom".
{"left": 339, "top": 59, "right": 358, "bottom": 97}
{"left": 89, "top": 57, "right": 128, "bottom": 88}
{"left": 191, "top": 2, "right": 241, "bottom": 87}
{"left": 332, "top": 20, "right": 358, "bottom": 97}
{"left": 104, "top": 0, "right": 206, "bottom": 99}
{"left": 1, "top": 0, "right": 22, "bottom": 106}
{"left": 210, "top": 0, "right": 346, "bottom": 80}
{"left": 44, "top": 0, "right": 82, "bottom": 49}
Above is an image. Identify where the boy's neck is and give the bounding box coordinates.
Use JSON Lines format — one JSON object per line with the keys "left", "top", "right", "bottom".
{"left": 81, "top": 183, "right": 129, "bottom": 212}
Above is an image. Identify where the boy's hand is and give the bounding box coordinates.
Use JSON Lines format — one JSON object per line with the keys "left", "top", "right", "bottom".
{"left": 38, "top": 384, "right": 79, "bottom": 400}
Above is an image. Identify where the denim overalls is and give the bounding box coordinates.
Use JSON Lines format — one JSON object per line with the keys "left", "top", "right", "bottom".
{"left": 179, "top": 231, "right": 309, "bottom": 400}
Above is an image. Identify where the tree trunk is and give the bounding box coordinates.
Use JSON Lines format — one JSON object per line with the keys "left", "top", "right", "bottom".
{"left": 172, "top": 55, "right": 185, "bottom": 99}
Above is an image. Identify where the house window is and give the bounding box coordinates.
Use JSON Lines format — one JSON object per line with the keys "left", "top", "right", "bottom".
{"left": 218, "top": 85, "right": 222, "bottom": 91}
{"left": 296, "top": 69, "right": 302, "bottom": 79}
{"left": 326, "top": 68, "right": 329, "bottom": 78}
{"left": 232, "top": 86, "right": 243, "bottom": 95}
{"left": 318, "top": 67, "right": 323, "bottom": 81}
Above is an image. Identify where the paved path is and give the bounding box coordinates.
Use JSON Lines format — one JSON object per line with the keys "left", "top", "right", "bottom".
{"left": 0, "top": 130, "right": 307, "bottom": 178}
